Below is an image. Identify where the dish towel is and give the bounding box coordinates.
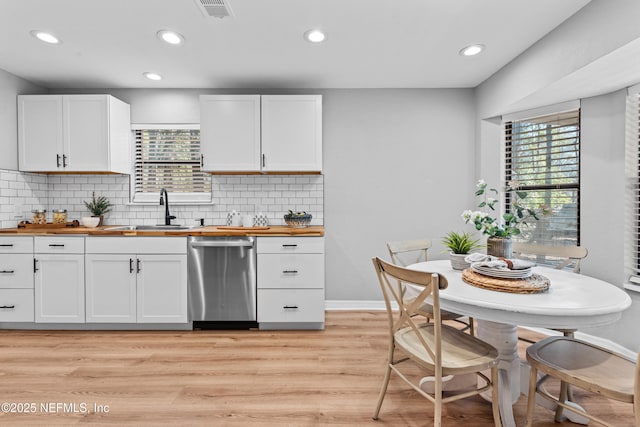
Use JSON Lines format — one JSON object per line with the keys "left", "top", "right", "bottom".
{"left": 464, "top": 253, "right": 535, "bottom": 270}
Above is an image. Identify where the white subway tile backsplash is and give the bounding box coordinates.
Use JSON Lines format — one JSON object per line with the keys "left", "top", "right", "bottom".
{"left": 0, "top": 170, "right": 323, "bottom": 228}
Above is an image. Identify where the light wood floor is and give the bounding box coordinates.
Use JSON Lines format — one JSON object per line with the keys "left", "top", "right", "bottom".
{"left": 0, "top": 311, "right": 635, "bottom": 426}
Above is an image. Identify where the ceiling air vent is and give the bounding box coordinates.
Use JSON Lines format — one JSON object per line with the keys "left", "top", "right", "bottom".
{"left": 194, "top": 0, "right": 234, "bottom": 19}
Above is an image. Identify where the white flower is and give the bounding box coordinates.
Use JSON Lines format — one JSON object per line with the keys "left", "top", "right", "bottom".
{"left": 461, "top": 210, "right": 473, "bottom": 221}
{"left": 487, "top": 197, "right": 497, "bottom": 204}
{"left": 476, "top": 179, "right": 486, "bottom": 187}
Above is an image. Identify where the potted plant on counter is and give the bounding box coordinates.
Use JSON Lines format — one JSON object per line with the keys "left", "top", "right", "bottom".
{"left": 441, "top": 231, "right": 483, "bottom": 270}
{"left": 83, "top": 192, "right": 112, "bottom": 227}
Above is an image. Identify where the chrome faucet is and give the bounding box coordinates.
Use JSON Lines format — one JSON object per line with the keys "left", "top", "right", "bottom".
{"left": 159, "top": 188, "right": 176, "bottom": 225}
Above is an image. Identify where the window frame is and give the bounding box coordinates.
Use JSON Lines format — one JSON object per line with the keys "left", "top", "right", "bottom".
{"left": 129, "top": 124, "right": 212, "bottom": 205}
{"left": 503, "top": 104, "right": 581, "bottom": 247}
{"left": 625, "top": 84, "right": 640, "bottom": 286}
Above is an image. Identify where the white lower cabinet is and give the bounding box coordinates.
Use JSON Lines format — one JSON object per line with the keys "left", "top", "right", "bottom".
{"left": 34, "top": 237, "right": 85, "bottom": 323}
{"left": 0, "top": 236, "right": 35, "bottom": 322}
{"left": 85, "top": 237, "right": 188, "bottom": 323}
{"left": 257, "top": 237, "right": 325, "bottom": 329}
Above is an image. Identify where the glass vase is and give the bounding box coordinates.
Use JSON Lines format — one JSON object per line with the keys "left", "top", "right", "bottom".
{"left": 487, "top": 236, "right": 512, "bottom": 259}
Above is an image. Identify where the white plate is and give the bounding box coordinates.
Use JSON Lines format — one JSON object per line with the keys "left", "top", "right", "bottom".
{"left": 471, "top": 264, "right": 532, "bottom": 279}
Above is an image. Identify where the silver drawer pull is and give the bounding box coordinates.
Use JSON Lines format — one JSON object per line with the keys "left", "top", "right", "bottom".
{"left": 49, "top": 244, "right": 65, "bottom": 247}
{"left": 282, "top": 244, "right": 298, "bottom": 248}
{"left": 0, "top": 270, "right": 15, "bottom": 274}
{"left": 0, "top": 244, "right": 14, "bottom": 247}
{"left": 0, "top": 305, "right": 15, "bottom": 309}
{"left": 283, "top": 305, "right": 298, "bottom": 310}
{"left": 282, "top": 270, "right": 298, "bottom": 274}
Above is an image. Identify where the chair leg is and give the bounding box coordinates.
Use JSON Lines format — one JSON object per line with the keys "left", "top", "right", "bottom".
{"left": 554, "top": 380, "right": 569, "bottom": 422}
{"left": 372, "top": 363, "right": 392, "bottom": 420}
{"left": 469, "top": 316, "right": 475, "bottom": 336}
{"left": 526, "top": 365, "right": 538, "bottom": 427}
{"left": 434, "top": 371, "right": 442, "bottom": 427}
{"left": 490, "top": 366, "right": 502, "bottom": 427}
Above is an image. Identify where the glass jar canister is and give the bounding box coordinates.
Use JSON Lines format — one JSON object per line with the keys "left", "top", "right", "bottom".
{"left": 32, "top": 209, "right": 47, "bottom": 224}
{"left": 52, "top": 209, "right": 67, "bottom": 224}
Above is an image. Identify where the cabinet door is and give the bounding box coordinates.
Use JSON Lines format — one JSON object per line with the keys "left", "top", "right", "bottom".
{"left": 261, "top": 95, "right": 322, "bottom": 172}
{"left": 34, "top": 254, "right": 84, "bottom": 323}
{"left": 18, "top": 95, "right": 64, "bottom": 172}
{"left": 85, "top": 254, "right": 137, "bottom": 323}
{"left": 64, "top": 95, "right": 110, "bottom": 172}
{"left": 200, "top": 95, "right": 261, "bottom": 172}
{"left": 136, "top": 254, "right": 187, "bottom": 323}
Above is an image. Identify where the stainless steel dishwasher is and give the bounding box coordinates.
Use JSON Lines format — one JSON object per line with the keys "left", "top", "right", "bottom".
{"left": 187, "top": 236, "right": 257, "bottom": 329}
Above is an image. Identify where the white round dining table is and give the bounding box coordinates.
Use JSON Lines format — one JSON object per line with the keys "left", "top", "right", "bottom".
{"left": 408, "top": 260, "right": 632, "bottom": 427}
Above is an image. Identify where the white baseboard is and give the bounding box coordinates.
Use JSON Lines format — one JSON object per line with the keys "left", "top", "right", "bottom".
{"left": 324, "top": 300, "right": 395, "bottom": 311}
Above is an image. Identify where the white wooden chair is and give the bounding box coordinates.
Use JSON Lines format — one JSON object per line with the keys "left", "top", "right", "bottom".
{"left": 512, "top": 242, "right": 588, "bottom": 274}
{"left": 512, "top": 242, "right": 588, "bottom": 339}
{"left": 371, "top": 257, "right": 502, "bottom": 427}
{"left": 387, "top": 239, "right": 474, "bottom": 335}
{"left": 526, "top": 336, "right": 639, "bottom": 427}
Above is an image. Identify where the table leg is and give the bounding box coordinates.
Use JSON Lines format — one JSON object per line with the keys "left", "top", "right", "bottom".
{"left": 477, "top": 319, "right": 519, "bottom": 427}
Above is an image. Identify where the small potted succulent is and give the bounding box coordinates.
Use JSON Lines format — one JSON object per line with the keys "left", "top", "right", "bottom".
{"left": 83, "top": 192, "right": 113, "bottom": 227}
{"left": 442, "top": 231, "right": 484, "bottom": 270}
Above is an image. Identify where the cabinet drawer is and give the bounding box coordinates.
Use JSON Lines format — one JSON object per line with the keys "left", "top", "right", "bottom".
{"left": 0, "top": 289, "right": 34, "bottom": 322}
{"left": 0, "top": 236, "right": 33, "bottom": 253}
{"left": 257, "top": 254, "right": 324, "bottom": 289}
{"left": 257, "top": 237, "right": 324, "bottom": 254}
{"left": 0, "top": 254, "right": 34, "bottom": 289}
{"left": 86, "top": 236, "right": 187, "bottom": 254}
{"left": 257, "top": 289, "right": 324, "bottom": 323}
{"left": 35, "top": 236, "right": 84, "bottom": 254}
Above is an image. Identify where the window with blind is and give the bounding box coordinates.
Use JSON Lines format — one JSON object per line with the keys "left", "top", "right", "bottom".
{"left": 505, "top": 108, "right": 580, "bottom": 246}
{"left": 625, "top": 87, "right": 640, "bottom": 283}
{"left": 132, "top": 125, "right": 211, "bottom": 203}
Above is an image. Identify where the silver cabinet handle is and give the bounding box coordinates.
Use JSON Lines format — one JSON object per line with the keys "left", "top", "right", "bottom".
{"left": 136, "top": 258, "right": 141, "bottom": 273}
{"left": 49, "top": 244, "right": 65, "bottom": 247}
{"left": 283, "top": 305, "right": 298, "bottom": 310}
{"left": 129, "top": 258, "right": 134, "bottom": 274}
{"left": 62, "top": 154, "right": 68, "bottom": 167}
{"left": 262, "top": 153, "right": 266, "bottom": 168}
{"left": 0, "top": 305, "right": 15, "bottom": 309}
{"left": 56, "top": 154, "right": 61, "bottom": 167}
{"left": 0, "top": 270, "right": 15, "bottom": 274}
{"left": 282, "top": 270, "right": 298, "bottom": 274}
{"left": 282, "top": 244, "right": 298, "bottom": 248}
{"left": 33, "top": 258, "right": 38, "bottom": 273}
{"left": 190, "top": 241, "right": 254, "bottom": 248}
{"left": 0, "top": 244, "right": 14, "bottom": 247}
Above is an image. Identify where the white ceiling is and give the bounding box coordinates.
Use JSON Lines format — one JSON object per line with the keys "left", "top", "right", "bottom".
{"left": 0, "top": 0, "right": 591, "bottom": 89}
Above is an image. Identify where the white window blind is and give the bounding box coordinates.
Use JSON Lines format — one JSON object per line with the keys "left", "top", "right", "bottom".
{"left": 625, "top": 87, "right": 640, "bottom": 282}
{"left": 132, "top": 126, "right": 211, "bottom": 203}
{"left": 505, "top": 108, "right": 580, "bottom": 246}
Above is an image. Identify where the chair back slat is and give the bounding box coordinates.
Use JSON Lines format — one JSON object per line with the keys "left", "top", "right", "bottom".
{"left": 387, "top": 239, "right": 431, "bottom": 266}
{"left": 512, "top": 242, "right": 588, "bottom": 273}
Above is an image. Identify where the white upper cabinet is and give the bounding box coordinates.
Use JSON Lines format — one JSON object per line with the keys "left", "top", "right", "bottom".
{"left": 200, "top": 94, "right": 322, "bottom": 173}
{"left": 18, "top": 94, "right": 131, "bottom": 173}
{"left": 200, "top": 95, "right": 261, "bottom": 172}
{"left": 261, "top": 95, "right": 322, "bottom": 172}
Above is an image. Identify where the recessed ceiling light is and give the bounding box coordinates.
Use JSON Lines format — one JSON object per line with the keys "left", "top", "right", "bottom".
{"left": 143, "top": 72, "right": 163, "bottom": 81}
{"left": 459, "top": 44, "right": 485, "bottom": 57}
{"left": 304, "top": 29, "right": 326, "bottom": 43}
{"left": 30, "top": 30, "right": 61, "bottom": 44}
{"left": 157, "top": 30, "right": 185, "bottom": 46}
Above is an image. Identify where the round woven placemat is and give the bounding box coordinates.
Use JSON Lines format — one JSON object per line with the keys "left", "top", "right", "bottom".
{"left": 461, "top": 268, "right": 550, "bottom": 294}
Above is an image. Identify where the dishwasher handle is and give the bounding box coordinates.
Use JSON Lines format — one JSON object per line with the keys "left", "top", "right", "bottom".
{"left": 190, "top": 240, "right": 254, "bottom": 248}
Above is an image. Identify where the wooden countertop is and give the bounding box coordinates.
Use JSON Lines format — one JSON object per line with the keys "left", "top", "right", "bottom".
{"left": 0, "top": 225, "right": 324, "bottom": 237}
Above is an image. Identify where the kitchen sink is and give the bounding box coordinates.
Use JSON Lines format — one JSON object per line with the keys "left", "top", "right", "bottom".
{"left": 103, "top": 225, "right": 200, "bottom": 231}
